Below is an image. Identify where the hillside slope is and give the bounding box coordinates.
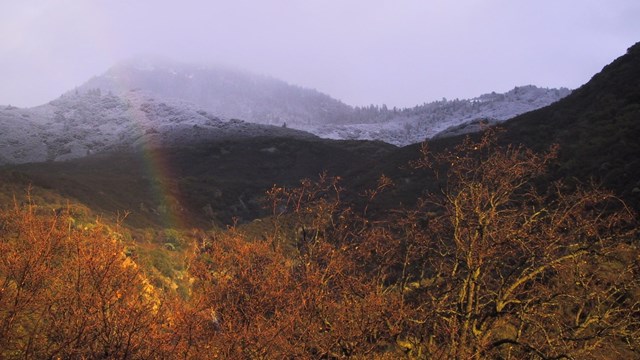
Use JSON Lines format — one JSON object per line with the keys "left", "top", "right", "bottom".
{"left": 2, "top": 43, "right": 637, "bottom": 225}
{"left": 77, "top": 58, "right": 354, "bottom": 126}
{"left": 502, "top": 42, "right": 640, "bottom": 200}
{"left": 76, "top": 58, "right": 570, "bottom": 145}
{"left": 303, "top": 85, "right": 570, "bottom": 145}
{"left": 3, "top": 137, "right": 394, "bottom": 228}
{"left": 0, "top": 89, "right": 315, "bottom": 165}
{"left": 346, "top": 42, "right": 640, "bottom": 213}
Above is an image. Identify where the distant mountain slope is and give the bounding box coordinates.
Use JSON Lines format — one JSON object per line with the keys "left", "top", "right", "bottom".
{"left": 77, "top": 58, "right": 354, "bottom": 126}
{"left": 340, "top": 42, "right": 640, "bottom": 213}
{"left": 77, "top": 58, "right": 570, "bottom": 146}
{"left": 0, "top": 58, "right": 571, "bottom": 166}
{"left": 301, "top": 85, "right": 570, "bottom": 145}
{"left": 1, "top": 44, "right": 637, "bottom": 226}
{"left": 0, "top": 89, "right": 315, "bottom": 165}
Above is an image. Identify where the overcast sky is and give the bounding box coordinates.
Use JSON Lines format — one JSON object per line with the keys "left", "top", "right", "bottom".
{"left": 1, "top": 0, "right": 638, "bottom": 108}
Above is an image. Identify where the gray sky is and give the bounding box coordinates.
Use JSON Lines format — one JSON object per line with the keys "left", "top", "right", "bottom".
{"left": 1, "top": 0, "right": 639, "bottom": 108}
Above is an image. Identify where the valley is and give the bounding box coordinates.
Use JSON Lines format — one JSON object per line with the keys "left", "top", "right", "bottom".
{"left": 0, "top": 42, "right": 638, "bottom": 359}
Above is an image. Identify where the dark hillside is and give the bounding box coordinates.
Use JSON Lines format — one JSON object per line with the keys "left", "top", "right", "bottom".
{"left": 347, "top": 43, "right": 640, "bottom": 214}
{"left": 502, "top": 42, "right": 640, "bottom": 202}
{"left": 2, "top": 43, "right": 639, "bottom": 224}
{"left": 1, "top": 137, "right": 394, "bottom": 228}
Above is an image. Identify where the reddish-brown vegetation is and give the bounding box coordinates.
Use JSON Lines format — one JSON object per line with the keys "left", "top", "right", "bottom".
{"left": 0, "top": 201, "right": 168, "bottom": 358}
{"left": 1, "top": 132, "right": 638, "bottom": 359}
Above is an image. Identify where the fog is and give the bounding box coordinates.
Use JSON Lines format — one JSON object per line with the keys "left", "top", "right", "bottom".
{"left": 1, "top": 0, "right": 638, "bottom": 108}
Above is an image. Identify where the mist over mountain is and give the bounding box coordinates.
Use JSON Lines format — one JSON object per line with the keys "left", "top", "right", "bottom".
{"left": 0, "top": 0, "right": 638, "bottom": 355}
{"left": 0, "top": 88, "right": 315, "bottom": 165}
{"left": 76, "top": 58, "right": 354, "bottom": 126}
{"left": 304, "top": 85, "right": 571, "bottom": 145}
{"left": 75, "top": 58, "right": 571, "bottom": 146}
{"left": 0, "top": 57, "right": 571, "bottom": 164}
{"left": 0, "top": 41, "right": 639, "bottom": 360}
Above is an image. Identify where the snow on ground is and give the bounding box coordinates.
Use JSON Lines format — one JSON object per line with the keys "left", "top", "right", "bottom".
{"left": 0, "top": 90, "right": 315, "bottom": 165}
{"left": 293, "top": 85, "right": 570, "bottom": 146}
{"left": 0, "top": 84, "right": 569, "bottom": 165}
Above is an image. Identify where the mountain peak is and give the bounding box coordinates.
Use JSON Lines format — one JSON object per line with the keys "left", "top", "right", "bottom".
{"left": 78, "top": 58, "right": 354, "bottom": 126}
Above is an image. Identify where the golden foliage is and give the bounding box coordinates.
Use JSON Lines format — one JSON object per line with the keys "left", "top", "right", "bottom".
{"left": 0, "top": 201, "right": 169, "bottom": 358}
{"left": 1, "top": 131, "right": 638, "bottom": 359}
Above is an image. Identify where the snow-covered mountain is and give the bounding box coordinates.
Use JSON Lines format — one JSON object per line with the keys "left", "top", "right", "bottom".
{"left": 75, "top": 59, "right": 570, "bottom": 146}
{"left": 76, "top": 58, "right": 354, "bottom": 126}
{"left": 0, "top": 58, "right": 571, "bottom": 165}
{"left": 0, "top": 89, "right": 315, "bottom": 165}
{"left": 299, "top": 85, "right": 571, "bottom": 145}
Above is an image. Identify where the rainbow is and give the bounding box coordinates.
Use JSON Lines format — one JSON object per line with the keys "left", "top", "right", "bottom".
{"left": 23, "top": 3, "right": 195, "bottom": 230}
{"left": 111, "top": 66, "right": 190, "bottom": 230}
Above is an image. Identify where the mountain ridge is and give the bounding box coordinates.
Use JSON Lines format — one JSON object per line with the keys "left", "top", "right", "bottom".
{"left": 77, "top": 58, "right": 571, "bottom": 145}
{"left": 499, "top": 41, "right": 640, "bottom": 200}
{"left": 0, "top": 58, "right": 570, "bottom": 165}
{"left": 76, "top": 57, "right": 354, "bottom": 126}
{"left": 0, "top": 89, "right": 317, "bottom": 165}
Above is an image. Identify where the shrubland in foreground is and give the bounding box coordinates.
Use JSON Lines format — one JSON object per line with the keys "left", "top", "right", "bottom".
{"left": 1, "top": 132, "right": 638, "bottom": 359}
